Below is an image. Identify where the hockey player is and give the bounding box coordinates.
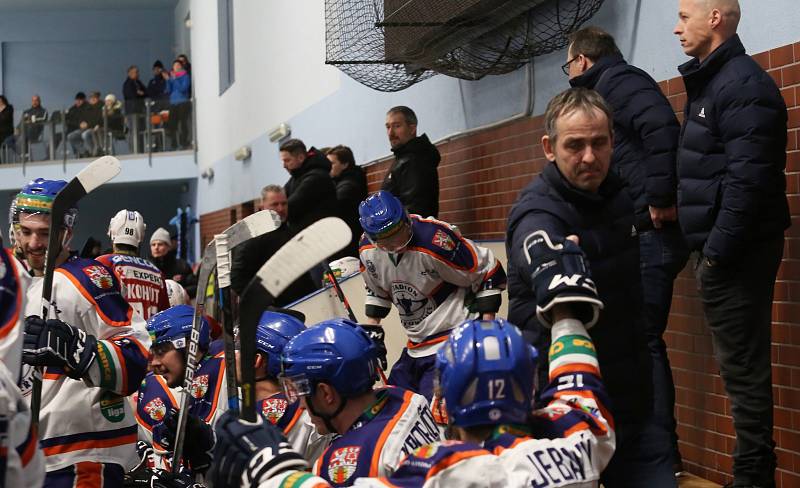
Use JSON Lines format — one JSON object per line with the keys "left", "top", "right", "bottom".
{"left": 0, "top": 241, "right": 45, "bottom": 487}
{"left": 15, "top": 178, "right": 150, "bottom": 486}
{"left": 165, "top": 279, "right": 190, "bottom": 307}
{"left": 207, "top": 235, "right": 616, "bottom": 488}
{"left": 97, "top": 209, "right": 170, "bottom": 320}
{"left": 235, "top": 311, "right": 329, "bottom": 461}
{"left": 357, "top": 190, "right": 506, "bottom": 400}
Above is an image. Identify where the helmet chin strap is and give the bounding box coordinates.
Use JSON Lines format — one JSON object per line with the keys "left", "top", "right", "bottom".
{"left": 305, "top": 387, "right": 348, "bottom": 434}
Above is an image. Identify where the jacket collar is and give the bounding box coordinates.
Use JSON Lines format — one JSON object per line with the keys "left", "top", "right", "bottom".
{"left": 541, "top": 162, "right": 624, "bottom": 206}
{"left": 678, "top": 34, "right": 746, "bottom": 80}
{"left": 569, "top": 54, "right": 625, "bottom": 89}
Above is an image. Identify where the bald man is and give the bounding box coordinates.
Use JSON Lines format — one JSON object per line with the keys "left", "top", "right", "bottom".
{"left": 675, "top": 1, "right": 789, "bottom": 486}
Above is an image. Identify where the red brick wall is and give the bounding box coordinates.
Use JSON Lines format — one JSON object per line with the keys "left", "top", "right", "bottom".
{"left": 200, "top": 41, "right": 800, "bottom": 486}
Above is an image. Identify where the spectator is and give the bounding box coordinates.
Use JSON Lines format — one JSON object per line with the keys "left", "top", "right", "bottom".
{"left": 123, "top": 65, "right": 147, "bottom": 115}
{"left": 674, "top": 1, "right": 789, "bottom": 485}
{"left": 20, "top": 94, "right": 48, "bottom": 144}
{"left": 103, "top": 94, "right": 124, "bottom": 131}
{"left": 280, "top": 138, "right": 337, "bottom": 232}
{"left": 507, "top": 87, "right": 672, "bottom": 484}
{"left": 381, "top": 105, "right": 441, "bottom": 217}
{"left": 327, "top": 145, "right": 367, "bottom": 257}
{"left": 65, "top": 92, "right": 94, "bottom": 158}
{"left": 149, "top": 226, "right": 197, "bottom": 299}
{"left": 0, "top": 95, "right": 14, "bottom": 161}
{"left": 566, "top": 26, "right": 688, "bottom": 472}
{"left": 85, "top": 91, "right": 103, "bottom": 156}
{"left": 229, "top": 185, "right": 318, "bottom": 304}
{"left": 147, "top": 60, "right": 169, "bottom": 111}
{"left": 177, "top": 53, "right": 192, "bottom": 74}
{"left": 164, "top": 59, "right": 192, "bottom": 150}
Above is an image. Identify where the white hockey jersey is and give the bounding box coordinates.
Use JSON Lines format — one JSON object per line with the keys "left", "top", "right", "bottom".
{"left": 359, "top": 216, "right": 506, "bottom": 357}
{"left": 21, "top": 256, "right": 151, "bottom": 472}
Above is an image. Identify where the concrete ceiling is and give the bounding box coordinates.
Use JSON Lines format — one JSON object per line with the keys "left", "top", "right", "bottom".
{"left": 0, "top": 0, "right": 177, "bottom": 12}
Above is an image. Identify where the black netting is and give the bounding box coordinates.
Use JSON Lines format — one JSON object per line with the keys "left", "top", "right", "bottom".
{"left": 325, "top": 0, "right": 606, "bottom": 92}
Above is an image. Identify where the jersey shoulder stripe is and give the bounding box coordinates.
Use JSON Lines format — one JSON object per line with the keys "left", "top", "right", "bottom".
{"left": 57, "top": 257, "right": 132, "bottom": 326}
{"left": 407, "top": 217, "right": 478, "bottom": 272}
{"left": 370, "top": 387, "right": 415, "bottom": 475}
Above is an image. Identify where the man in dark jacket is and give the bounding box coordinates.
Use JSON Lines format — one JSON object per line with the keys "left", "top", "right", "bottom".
{"left": 507, "top": 87, "right": 674, "bottom": 486}
{"left": 566, "top": 26, "right": 688, "bottom": 471}
{"left": 280, "top": 138, "right": 337, "bottom": 232}
{"left": 229, "top": 185, "right": 317, "bottom": 303}
{"left": 674, "top": 1, "right": 789, "bottom": 485}
{"left": 327, "top": 145, "right": 368, "bottom": 257}
{"left": 65, "top": 92, "right": 98, "bottom": 158}
{"left": 21, "top": 95, "right": 47, "bottom": 144}
{"left": 123, "top": 65, "right": 147, "bottom": 115}
{"left": 147, "top": 60, "right": 169, "bottom": 111}
{"left": 381, "top": 106, "right": 441, "bottom": 218}
{"left": 149, "top": 227, "right": 197, "bottom": 299}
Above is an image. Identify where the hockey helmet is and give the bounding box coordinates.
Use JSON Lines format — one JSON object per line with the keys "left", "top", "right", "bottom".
{"left": 165, "top": 279, "right": 190, "bottom": 307}
{"left": 108, "top": 209, "right": 146, "bottom": 247}
{"left": 147, "top": 304, "right": 210, "bottom": 353}
{"left": 14, "top": 178, "right": 77, "bottom": 228}
{"left": 358, "top": 191, "right": 411, "bottom": 251}
{"left": 280, "top": 318, "right": 378, "bottom": 402}
{"left": 436, "top": 318, "right": 538, "bottom": 428}
{"left": 249, "top": 311, "right": 306, "bottom": 378}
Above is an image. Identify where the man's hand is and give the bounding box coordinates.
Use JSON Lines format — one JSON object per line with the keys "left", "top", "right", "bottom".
{"left": 22, "top": 316, "right": 97, "bottom": 380}
{"left": 648, "top": 205, "right": 677, "bottom": 229}
{"left": 210, "top": 411, "right": 307, "bottom": 488}
{"left": 360, "top": 324, "right": 387, "bottom": 370}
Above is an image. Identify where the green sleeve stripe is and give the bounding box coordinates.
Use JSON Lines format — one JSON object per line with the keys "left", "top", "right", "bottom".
{"left": 279, "top": 471, "right": 316, "bottom": 488}
{"left": 95, "top": 341, "right": 118, "bottom": 390}
{"left": 549, "top": 334, "right": 597, "bottom": 362}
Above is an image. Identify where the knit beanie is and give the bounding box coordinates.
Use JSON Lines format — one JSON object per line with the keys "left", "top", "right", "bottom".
{"left": 150, "top": 227, "right": 171, "bottom": 246}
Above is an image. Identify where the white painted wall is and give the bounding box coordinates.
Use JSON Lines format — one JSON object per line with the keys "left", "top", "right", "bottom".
{"left": 189, "top": 0, "right": 341, "bottom": 172}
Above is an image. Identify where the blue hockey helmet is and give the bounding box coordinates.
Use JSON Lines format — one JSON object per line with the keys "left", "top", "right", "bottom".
{"left": 14, "top": 178, "right": 77, "bottom": 228}
{"left": 436, "top": 318, "right": 538, "bottom": 428}
{"left": 252, "top": 311, "right": 306, "bottom": 378}
{"left": 147, "top": 304, "right": 210, "bottom": 353}
{"left": 358, "top": 191, "right": 411, "bottom": 249}
{"left": 280, "top": 318, "right": 378, "bottom": 402}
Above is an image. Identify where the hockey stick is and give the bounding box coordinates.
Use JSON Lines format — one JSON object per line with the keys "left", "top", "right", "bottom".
{"left": 31, "top": 156, "right": 122, "bottom": 428}
{"left": 215, "top": 210, "right": 283, "bottom": 414}
{"left": 171, "top": 210, "right": 282, "bottom": 469}
{"left": 238, "top": 217, "right": 351, "bottom": 421}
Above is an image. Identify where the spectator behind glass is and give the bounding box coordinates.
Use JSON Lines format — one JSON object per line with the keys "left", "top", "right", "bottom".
{"left": 0, "top": 95, "right": 15, "bottom": 160}
{"left": 67, "top": 91, "right": 102, "bottom": 158}
{"left": 65, "top": 92, "right": 91, "bottom": 158}
{"left": 102, "top": 94, "right": 124, "bottom": 151}
{"left": 122, "top": 65, "right": 147, "bottom": 114}
{"left": 147, "top": 60, "right": 169, "bottom": 111}
{"left": 164, "top": 59, "right": 192, "bottom": 150}
{"left": 177, "top": 53, "right": 191, "bottom": 74}
{"left": 21, "top": 95, "right": 48, "bottom": 143}
{"left": 326, "top": 145, "right": 367, "bottom": 257}
{"left": 381, "top": 106, "right": 441, "bottom": 218}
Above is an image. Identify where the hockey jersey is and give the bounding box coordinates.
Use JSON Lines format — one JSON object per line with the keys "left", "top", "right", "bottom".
{"left": 187, "top": 339, "right": 229, "bottom": 426}
{"left": 133, "top": 372, "right": 180, "bottom": 470}
{"left": 257, "top": 392, "right": 329, "bottom": 462}
{"left": 21, "top": 256, "right": 151, "bottom": 472}
{"left": 0, "top": 248, "right": 27, "bottom": 379}
{"left": 96, "top": 253, "right": 170, "bottom": 320}
{"left": 312, "top": 387, "right": 440, "bottom": 486}
{"left": 359, "top": 216, "right": 506, "bottom": 357}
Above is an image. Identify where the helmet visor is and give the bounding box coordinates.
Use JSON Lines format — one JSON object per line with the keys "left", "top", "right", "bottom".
{"left": 369, "top": 222, "right": 412, "bottom": 253}
{"left": 279, "top": 373, "right": 312, "bottom": 404}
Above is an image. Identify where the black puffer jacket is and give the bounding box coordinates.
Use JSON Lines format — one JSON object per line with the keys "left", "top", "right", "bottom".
{"left": 570, "top": 54, "right": 681, "bottom": 231}
{"left": 506, "top": 162, "right": 651, "bottom": 423}
{"left": 381, "top": 134, "right": 441, "bottom": 218}
{"left": 677, "top": 34, "right": 790, "bottom": 262}
{"left": 151, "top": 250, "right": 197, "bottom": 299}
{"left": 284, "top": 147, "right": 338, "bottom": 232}
{"left": 333, "top": 164, "right": 368, "bottom": 257}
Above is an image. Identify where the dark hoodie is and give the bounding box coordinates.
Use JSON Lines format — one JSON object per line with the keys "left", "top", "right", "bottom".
{"left": 333, "top": 163, "right": 368, "bottom": 257}
{"left": 381, "top": 133, "right": 441, "bottom": 218}
{"left": 284, "top": 147, "right": 338, "bottom": 232}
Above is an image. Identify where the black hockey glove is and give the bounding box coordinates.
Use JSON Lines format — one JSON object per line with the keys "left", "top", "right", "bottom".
{"left": 209, "top": 410, "right": 307, "bottom": 488}
{"left": 360, "top": 324, "right": 387, "bottom": 370}
{"left": 153, "top": 408, "right": 215, "bottom": 473}
{"left": 524, "top": 231, "right": 604, "bottom": 329}
{"left": 22, "top": 316, "right": 98, "bottom": 380}
{"left": 148, "top": 469, "right": 204, "bottom": 488}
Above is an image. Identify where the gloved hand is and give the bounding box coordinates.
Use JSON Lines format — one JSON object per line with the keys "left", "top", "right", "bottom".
{"left": 148, "top": 469, "right": 204, "bottom": 488}
{"left": 22, "top": 316, "right": 97, "bottom": 380}
{"left": 524, "top": 231, "right": 604, "bottom": 329}
{"left": 153, "top": 408, "right": 215, "bottom": 473}
{"left": 360, "top": 324, "right": 387, "bottom": 370}
{"left": 209, "top": 410, "right": 308, "bottom": 488}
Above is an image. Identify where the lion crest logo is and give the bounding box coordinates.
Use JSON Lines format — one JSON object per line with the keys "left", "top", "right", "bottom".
{"left": 328, "top": 446, "right": 360, "bottom": 483}
{"left": 83, "top": 265, "right": 114, "bottom": 290}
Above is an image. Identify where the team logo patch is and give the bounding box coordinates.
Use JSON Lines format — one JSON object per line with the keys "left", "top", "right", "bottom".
{"left": 261, "top": 398, "right": 288, "bottom": 425}
{"left": 390, "top": 281, "right": 434, "bottom": 326}
{"left": 145, "top": 397, "right": 167, "bottom": 422}
{"left": 328, "top": 446, "right": 360, "bottom": 483}
{"left": 365, "top": 260, "right": 377, "bottom": 278}
{"left": 190, "top": 374, "right": 209, "bottom": 399}
{"left": 100, "top": 391, "right": 126, "bottom": 422}
{"left": 413, "top": 444, "right": 439, "bottom": 459}
{"left": 432, "top": 229, "right": 455, "bottom": 251}
{"left": 83, "top": 265, "right": 114, "bottom": 289}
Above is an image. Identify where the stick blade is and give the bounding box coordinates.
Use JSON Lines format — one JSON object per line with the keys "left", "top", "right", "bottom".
{"left": 75, "top": 156, "right": 122, "bottom": 193}
{"left": 225, "top": 209, "right": 282, "bottom": 249}
{"left": 255, "top": 217, "right": 352, "bottom": 298}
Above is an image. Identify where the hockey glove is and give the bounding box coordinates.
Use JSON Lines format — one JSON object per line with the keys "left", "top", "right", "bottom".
{"left": 524, "top": 231, "right": 604, "bottom": 329}
{"left": 209, "top": 410, "right": 308, "bottom": 488}
{"left": 154, "top": 408, "right": 215, "bottom": 473}
{"left": 148, "top": 469, "right": 203, "bottom": 488}
{"left": 22, "top": 316, "right": 97, "bottom": 380}
{"left": 360, "top": 324, "right": 387, "bottom": 370}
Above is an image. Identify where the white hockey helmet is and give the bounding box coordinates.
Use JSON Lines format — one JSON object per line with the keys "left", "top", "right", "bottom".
{"left": 108, "top": 209, "right": 146, "bottom": 247}
{"left": 165, "top": 279, "right": 190, "bottom": 307}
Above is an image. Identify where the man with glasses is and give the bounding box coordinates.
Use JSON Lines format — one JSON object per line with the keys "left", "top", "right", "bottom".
{"left": 357, "top": 190, "right": 506, "bottom": 401}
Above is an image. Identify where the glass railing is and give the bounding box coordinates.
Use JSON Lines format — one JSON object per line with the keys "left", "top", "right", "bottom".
{"left": 0, "top": 97, "right": 197, "bottom": 168}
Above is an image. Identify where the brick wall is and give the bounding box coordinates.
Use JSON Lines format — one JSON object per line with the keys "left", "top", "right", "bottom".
{"left": 200, "top": 40, "right": 800, "bottom": 486}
